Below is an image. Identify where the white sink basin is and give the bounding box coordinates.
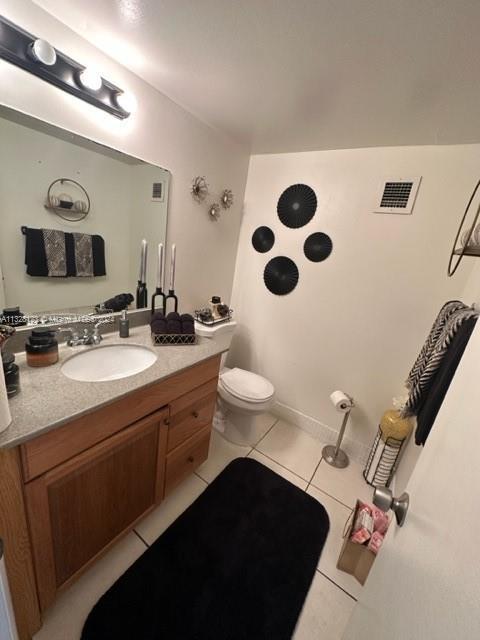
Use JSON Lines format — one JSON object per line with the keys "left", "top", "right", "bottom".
{"left": 61, "top": 344, "right": 157, "bottom": 382}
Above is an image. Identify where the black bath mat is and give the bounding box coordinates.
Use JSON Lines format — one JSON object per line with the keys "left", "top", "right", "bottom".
{"left": 82, "top": 458, "right": 329, "bottom": 640}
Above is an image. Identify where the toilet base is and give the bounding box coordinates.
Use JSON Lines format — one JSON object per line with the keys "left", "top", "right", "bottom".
{"left": 213, "top": 400, "right": 273, "bottom": 447}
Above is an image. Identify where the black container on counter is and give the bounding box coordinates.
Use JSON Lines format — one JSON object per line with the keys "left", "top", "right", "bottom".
{"left": 2, "top": 351, "right": 20, "bottom": 397}
{"left": 25, "top": 328, "right": 59, "bottom": 367}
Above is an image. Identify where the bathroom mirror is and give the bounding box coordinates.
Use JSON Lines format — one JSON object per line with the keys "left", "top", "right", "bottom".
{"left": 0, "top": 104, "right": 170, "bottom": 327}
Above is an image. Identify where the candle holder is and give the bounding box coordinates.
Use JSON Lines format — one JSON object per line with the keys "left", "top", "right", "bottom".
{"left": 164, "top": 289, "right": 178, "bottom": 315}
{"left": 136, "top": 282, "right": 148, "bottom": 309}
{"left": 151, "top": 287, "right": 167, "bottom": 316}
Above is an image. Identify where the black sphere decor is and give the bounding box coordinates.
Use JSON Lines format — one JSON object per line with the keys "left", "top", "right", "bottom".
{"left": 264, "top": 256, "right": 299, "bottom": 295}
{"left": 303, "top": 232, "right": 333, "bottom": 262}
{"left": 252, "top": 226, "right": 275, "bottom": 253}
{"left": 277, "top": 184, "right": 317, "bottom": 228}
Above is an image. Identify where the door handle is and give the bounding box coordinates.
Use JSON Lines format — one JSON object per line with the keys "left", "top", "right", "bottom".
{"left": 373, "top": 486, "right": 410, "bottom": 527}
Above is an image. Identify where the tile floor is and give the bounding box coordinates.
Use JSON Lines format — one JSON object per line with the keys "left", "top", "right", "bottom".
{"left": 35, "top": 416, "right": 374, "bottom": 639}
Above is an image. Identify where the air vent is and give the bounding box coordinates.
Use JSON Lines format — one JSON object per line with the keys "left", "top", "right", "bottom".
{"left": 375, "top": 177, "right": 421, "bottom": 214}
{"left": 151, "top": 182, "right": 164, "bottom": 202}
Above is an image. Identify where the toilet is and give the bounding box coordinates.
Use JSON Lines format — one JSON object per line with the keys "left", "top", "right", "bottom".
{"left": 195, "top": 320, "right": 275, "bottom": 446}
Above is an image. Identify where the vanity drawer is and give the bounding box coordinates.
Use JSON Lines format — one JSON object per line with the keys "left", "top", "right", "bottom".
{"left": 168, "top": 379, "right": 218, "bottom": 452}
{"left": 165, "top": 425, "right": 211, "bottom": 496}
{"left": 20, "top": 355, "right": 220, "bottom": 482}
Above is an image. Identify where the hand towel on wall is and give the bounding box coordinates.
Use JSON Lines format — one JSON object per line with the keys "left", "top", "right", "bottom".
{"left": 415, "top": 315, "right": 477, "bottom": 445}
{"left": 405, "top": 300, "right": 467, "bottom": 391}
{"left": 73, "top": 232, "right": 94, "bottom": 277}
{"left": 24, "top": 227, "right": 106, "bottom": 277}
{"left": 402, "top": 307, "right": 479, "bottom": 418}
{"left": 43, "top": 228, "right": 67, "bottom": 277}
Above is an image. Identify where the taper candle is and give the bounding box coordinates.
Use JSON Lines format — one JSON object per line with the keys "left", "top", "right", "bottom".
{"left": 140, "top": 239, "right": 148, "bottom": 282}
{"left": 169, "top": 244, "right": 176, "bottom": 290}
{"left": 157, "top": 243, "right": 164, "bottom": 289}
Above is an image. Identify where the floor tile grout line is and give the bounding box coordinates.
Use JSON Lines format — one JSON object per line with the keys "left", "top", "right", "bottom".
{"left": 133, "top": 529, "right": 150, "bottom": 548}
{"left": 308, "top": 482, "right": 357, "bottom": 512}
{"left": 307, "top": 456, "right": 324, "bottom": 488}
{"left": 250, "top": 448, "right": 310, "bottom": 485}
{"left": 251, "top": 417, "right": 279, "bottom": 449}
{"left": 193, "top": 471, "right": 210, "bottom": 485}
{"left": 316, "top": 569, "right": 358, "bottom": 602}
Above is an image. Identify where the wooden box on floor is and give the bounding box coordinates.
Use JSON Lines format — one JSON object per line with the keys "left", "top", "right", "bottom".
{"left": 336, "top": 500, "right": 376, "bottom": 586}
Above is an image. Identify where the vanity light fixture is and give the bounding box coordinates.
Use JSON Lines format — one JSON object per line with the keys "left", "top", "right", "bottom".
{"left": 29, "top": 38, "right": 57, "bottom": 66}
{"left": 78, "top": 67, "right": 103, "bottom": 92}
{"left": 114, "top": 90, "right": 137, "bottom": 114}
{"left": 0, "top": 15, "right": 134, "bottom": 119}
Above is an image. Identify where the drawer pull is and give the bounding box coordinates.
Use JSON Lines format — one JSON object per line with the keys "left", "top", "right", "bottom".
{"left": 192, "top": 411, "right": 199, "bottom": 419}
{"left": 187, "top": 455, "right": 195, "bottom": 463}
{"left": 164, "top": 418, "right": 170, "bottom": 426}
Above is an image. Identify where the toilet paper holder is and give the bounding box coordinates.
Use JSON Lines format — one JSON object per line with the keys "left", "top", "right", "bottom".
{"left": 322, "top": 392, "right": 354, "bottom": 469}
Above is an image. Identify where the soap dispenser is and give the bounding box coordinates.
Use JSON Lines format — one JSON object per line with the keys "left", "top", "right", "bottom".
{"left": 119, "top": 310, "right": 130, "bottom": 338}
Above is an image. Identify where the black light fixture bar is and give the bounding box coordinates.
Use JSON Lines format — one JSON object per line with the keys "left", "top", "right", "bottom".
{"left": 0, "top": 15, "right": 130, "bottom": 119}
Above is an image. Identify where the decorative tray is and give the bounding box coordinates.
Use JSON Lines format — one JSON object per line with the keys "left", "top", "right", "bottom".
{"left": 194, "top": 310, "right": 233, "bottom": 326}
{"left": 152, "top": 333, "right": 196, "bottom": 346}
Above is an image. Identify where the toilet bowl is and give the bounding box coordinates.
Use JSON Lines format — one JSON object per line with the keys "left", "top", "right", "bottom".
{"left": 215, "top": 367, "right": 275, "bottom": 446}
{"left": 194, "top": 319, "right": 275, "bottom": 446}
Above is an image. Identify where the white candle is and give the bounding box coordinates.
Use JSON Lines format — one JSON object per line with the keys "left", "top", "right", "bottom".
{"left": 169, "top": 244, "right": 176, "bottom": 290}
{"left": 139, "top": 239, "right": 148, "bottom": 282}
{"left": 157, "top": 243, "right": 164, "bottom": 289}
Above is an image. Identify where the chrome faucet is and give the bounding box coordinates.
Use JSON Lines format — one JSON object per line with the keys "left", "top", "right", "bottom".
{"left": 61, "top": 318, "right": 112, "bottom": 347}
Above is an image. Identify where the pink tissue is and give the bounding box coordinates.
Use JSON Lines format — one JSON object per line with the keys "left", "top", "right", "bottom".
{"left": 371, "top": 506, "right": 389, "bottom": 535}
{"left": 367, "top": 531, "right": 384, "bottom": 555}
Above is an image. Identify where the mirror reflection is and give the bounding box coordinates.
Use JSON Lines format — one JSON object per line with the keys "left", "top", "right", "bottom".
{"left": 0, "top": 106, "right": 170, "bottom": 327}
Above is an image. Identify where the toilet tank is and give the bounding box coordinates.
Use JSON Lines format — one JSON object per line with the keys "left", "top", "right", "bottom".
{"left": 194, "top": 320, "right": 237, "bottom": 369}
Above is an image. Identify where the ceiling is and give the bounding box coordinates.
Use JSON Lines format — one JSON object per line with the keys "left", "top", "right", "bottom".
{"left": 34, "top": 0, "right": 480, "bottom": 153}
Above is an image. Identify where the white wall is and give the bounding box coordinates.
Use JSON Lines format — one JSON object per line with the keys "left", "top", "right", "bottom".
{"left": 229, "top": 145, "right": 480, "bottom": 456}
{"left": 0, "top": 0, "right": 249, "bottom": 314}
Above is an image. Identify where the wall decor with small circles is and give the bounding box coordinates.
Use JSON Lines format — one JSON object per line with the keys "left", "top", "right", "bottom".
{"left": 251, "top": 183, "right": 333, "bottom": 295}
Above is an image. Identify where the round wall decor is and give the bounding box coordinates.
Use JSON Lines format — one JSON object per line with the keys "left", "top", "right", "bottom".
{"left": 252, "top": 226, "right": 275, "bottom": 253}
{"left": 304, "top": 232, "right": 333, "bottom": 262}
{"left": 277, "top": 183, "right": 317, "bottom": 228}
{"left": 264, "top": 256, "right": 299, "bottom": 295}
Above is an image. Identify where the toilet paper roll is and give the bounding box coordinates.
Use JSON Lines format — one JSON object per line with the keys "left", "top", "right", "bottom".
{"left": 330, "top": 390, "right": 353, "bottom": 413}
{"left": 0, "top": 372, "right": 11, "bottom": 434}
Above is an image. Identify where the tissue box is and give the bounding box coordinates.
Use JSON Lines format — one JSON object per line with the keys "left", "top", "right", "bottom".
{"left": 336, "top": 500, "right": 388, "bottom": 585}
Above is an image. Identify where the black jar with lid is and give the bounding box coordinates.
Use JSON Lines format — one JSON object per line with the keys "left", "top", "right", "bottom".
{"left": 25, "top": 328, "right": 59, "bottom": 367}
{"left": 2, "top": 351, "right": 20, "bottom": 397}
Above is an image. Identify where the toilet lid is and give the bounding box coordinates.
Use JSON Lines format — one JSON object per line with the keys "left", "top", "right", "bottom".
{"left": 220, "top": 368, "right": 274, "bottom": 403}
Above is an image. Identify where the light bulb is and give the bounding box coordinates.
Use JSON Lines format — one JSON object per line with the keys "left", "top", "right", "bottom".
{"left": 78, "top": 67, "right": 102, "bottom": 92}
{"left": 29, "top": 39, "right": 57, "bottom": 66}
{"left": 115, "top": 90, "right": 137, "bottom": 114}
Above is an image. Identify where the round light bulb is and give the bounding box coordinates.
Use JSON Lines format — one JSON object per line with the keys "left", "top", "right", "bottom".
{"left": 78, "top": 67, "right": 103, "bottom": 92}
{"left": 115, "top": 90, "right": 137, "bottom": 114}
{"left": 29, "top": 39, "right": 57, "bottom": 66}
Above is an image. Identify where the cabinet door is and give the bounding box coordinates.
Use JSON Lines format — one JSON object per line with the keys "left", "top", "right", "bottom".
{"left": 24, "top": 407, "right": 169, "bottom": 611}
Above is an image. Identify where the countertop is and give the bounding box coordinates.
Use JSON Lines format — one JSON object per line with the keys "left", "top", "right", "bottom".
{"left": 0, "top": 325, "right": 229, "bottom": 449}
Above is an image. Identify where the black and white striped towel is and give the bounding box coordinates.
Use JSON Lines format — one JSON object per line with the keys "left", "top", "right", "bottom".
{"left": 401, "top": 306, "right": 478, "bottom": 417}
{"left": 405, "top": 300, "right": 467, "bottom": 390}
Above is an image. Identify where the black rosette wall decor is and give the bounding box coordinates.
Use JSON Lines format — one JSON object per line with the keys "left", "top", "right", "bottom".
{"left": 277, "top": 184, "right": 317, "bottom": 228}
{"left": 263, "top": 256, "right": 299, "bottom": 295}
{"left": 304, "top": 232, "right": 333, "bottom": 262}
{"left": 252, "top": 226, "right": 275, "bottom": 253}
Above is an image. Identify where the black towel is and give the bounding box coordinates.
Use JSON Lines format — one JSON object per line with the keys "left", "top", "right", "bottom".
{"left": 92, "top": 235, "right": 106, "bottom": 277}
{"left": 415, "top": 315, "right": 477, "bottom": 445}
{"left": 24, "top": 228, "right": 48, "bottom": 277}
{"left": 23, "top": 227, "right": 106, "bottom": 277}
{"left": 96, "top": 293, "right": 134, "bottom": 313}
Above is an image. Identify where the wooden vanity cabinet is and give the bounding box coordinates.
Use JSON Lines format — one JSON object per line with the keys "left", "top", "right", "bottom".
{"left": 24, "top": 407, "right": 169, "bottom": 612}
{"left": 14, "top": 354, "right": 221, "bottom": 624}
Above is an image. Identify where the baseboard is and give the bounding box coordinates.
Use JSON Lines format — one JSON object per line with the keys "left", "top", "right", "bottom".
{"left": 271, "top": 401, "right": 371, "bottom": 466}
